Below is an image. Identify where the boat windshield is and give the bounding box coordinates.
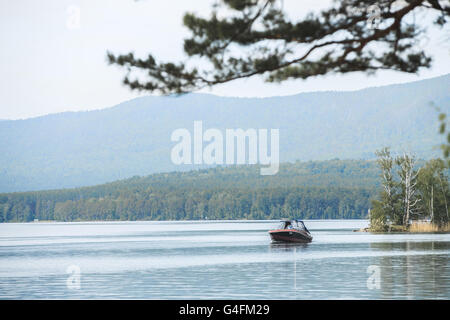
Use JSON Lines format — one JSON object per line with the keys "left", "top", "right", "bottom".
{"left": 277, "top": 220, "right": 310, "bottom": 232}
{"left": 296, "top": 220, "right": 310, "bottom": 233}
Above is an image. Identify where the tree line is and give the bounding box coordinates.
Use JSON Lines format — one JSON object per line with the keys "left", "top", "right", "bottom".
{"left": 0, "top": 160, "right": 378, "bottom": 222}
{"left": 0, "top": 187, "right": 372, "bottom": 222}
{"left": 370, "top": 148, "right": 449, "bottom": 231}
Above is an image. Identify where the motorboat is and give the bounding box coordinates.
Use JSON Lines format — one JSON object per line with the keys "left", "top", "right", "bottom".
{"left": 269, "top": 219, "right": 312, "bottom": 243}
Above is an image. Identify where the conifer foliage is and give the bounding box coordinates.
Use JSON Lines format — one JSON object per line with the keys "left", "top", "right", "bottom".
{"left": 108, "top": 0, "right": 448, "bottom": 93}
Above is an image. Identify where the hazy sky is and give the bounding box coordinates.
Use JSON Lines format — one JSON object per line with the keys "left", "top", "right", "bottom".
{"left": 1, "top": 0, "right": 449, "bottom": 119}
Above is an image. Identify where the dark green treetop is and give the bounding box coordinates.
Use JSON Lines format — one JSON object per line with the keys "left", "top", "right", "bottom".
{"left": 438, "top": 112, "right": 450, "bottom": 164}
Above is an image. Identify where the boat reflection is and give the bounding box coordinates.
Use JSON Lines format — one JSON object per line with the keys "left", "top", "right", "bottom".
{"left": 269, "top": 242, "right": 310, "bottom": 252}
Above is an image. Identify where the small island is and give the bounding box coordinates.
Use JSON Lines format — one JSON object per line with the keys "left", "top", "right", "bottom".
{"left": 364, "top": 148, "right": 449, "bottom": 233}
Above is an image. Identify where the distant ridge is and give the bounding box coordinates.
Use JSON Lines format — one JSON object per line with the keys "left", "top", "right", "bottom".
{"left": 0, "top": 74, "right": 449, "bottom": 192}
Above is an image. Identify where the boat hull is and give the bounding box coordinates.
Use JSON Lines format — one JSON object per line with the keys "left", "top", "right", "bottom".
{"left": 269, "top": 229, "right": 312, "bottom": 243}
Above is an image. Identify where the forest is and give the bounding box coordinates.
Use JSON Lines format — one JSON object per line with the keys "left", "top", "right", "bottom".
{"left": 0, "top": 160, "right": 380, "bottom": 222}
{"left": 370, "top": 148, "right": 449, "bottom": 231}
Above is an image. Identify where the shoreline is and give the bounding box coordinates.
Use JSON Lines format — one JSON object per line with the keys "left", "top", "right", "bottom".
{"left": 1, "top": 218, "right": 369, "bottom": 224}
{"left": 354, "top": 224, "right": 450, "bottom": 234}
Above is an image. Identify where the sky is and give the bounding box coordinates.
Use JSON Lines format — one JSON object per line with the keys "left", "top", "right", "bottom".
{"left": 0, "top": 0, "right": 449, "bottom": 119}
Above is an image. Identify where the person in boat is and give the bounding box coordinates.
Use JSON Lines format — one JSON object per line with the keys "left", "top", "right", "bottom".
{"left": 279, "top": 219, "right": 308, "bottom": 232}
{"left": 280, "top": 220, "right": 293, "bottom": 229}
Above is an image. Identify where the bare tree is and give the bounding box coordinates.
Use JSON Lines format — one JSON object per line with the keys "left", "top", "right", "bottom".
{"left": 396, "top": 152, "right": 421, "bottom": 226}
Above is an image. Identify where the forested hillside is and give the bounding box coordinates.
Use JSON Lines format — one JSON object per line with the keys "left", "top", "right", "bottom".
{"left": 1, "top": 75, "right": 448, "bottom": 192}
{"left": 0, "top": 160, "right": 381, "bottom": 222}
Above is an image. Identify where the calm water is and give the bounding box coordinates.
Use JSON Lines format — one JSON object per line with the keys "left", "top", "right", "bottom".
{"left": 0, "top": 220, "right": 448, "bottom": 299}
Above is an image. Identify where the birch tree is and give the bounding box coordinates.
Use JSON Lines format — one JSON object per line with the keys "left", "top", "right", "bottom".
{"left": 374, "top": 148, "right": 401, "bottom": 225}
{"left": 396, "top": 153, "right": 420, "bottom": 226}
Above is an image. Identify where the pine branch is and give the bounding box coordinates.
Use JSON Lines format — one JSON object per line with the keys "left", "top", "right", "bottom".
{"left": 107, "top": 0, "right": 447, "bottom": 94}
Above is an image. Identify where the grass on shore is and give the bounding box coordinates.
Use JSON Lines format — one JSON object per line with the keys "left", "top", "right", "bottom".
{"left": 409, "top": 221, "right": 450, "bottom": 233}
{"left": 367, "top": 219, "right": 450, "bottom": 233}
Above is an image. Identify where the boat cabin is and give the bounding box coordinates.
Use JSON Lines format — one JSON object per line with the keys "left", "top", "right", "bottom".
{"left": 278, "top": 219, "right": 310, "bottom": 233}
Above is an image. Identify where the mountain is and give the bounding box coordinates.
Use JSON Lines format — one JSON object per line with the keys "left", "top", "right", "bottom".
{"left": 0, "top": 74, "right": 449, "bottom": 192}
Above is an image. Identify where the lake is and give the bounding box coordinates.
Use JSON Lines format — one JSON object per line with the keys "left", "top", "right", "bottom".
{"left": 0, "top": 220, "right": 448, "bottom": 299}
